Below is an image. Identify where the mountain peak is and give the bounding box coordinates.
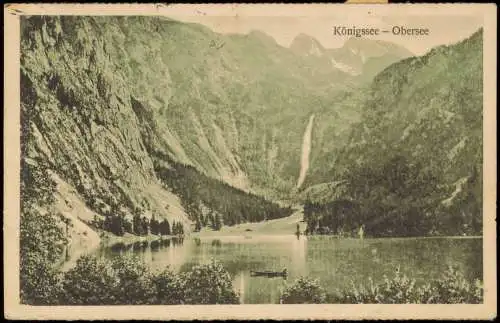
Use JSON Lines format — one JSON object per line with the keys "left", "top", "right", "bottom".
{"left": 290, "top": 33, "right": 325, "bottom": 57}
{"left": 247, "top": 30, "right": 277, "bottom": 44}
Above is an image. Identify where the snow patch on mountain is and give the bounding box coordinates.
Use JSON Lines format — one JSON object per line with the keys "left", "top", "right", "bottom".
{"left": 330, "top": 58, "right": 361, "bottom": 76}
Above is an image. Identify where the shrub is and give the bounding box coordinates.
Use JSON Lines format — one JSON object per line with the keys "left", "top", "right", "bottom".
{"left": 327, "top": 266, "right": 483, "bottom": 304}
{"left": 423, "top": 266, "right": 483, "bottom": 304}
{"left": 281, "top": 277, "right": 326, "bottom": 304}
{"left": 20, "top": 255, "right": 63, "bottom": 305}
{"left": 181, "top": 259, "right": 239, "bottom": 304}
{"left": 335, "top": 270, "right": 422, "bottom": 304}
{"left": 152, "top": 267, "right": 185, "bottom": 304}
{"left": 62, "top": 255, "right": 120, "bottom": 305}
{"left": 19, "top": 161, "right": 66, "bottom": 305}
{"left": 111, "top": 256, "right": 157, "bottom": 304}
{"left": 20, "top": 210, "right": 66, "bottom": 305}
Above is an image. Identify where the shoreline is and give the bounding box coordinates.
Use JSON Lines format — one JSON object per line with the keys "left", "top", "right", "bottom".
{"left": 99, "top": 231, "right": 185, "bottom": 247}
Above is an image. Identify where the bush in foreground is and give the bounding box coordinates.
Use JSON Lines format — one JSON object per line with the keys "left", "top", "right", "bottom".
{"left": 152, "top": 267, "right": 185, "bottom": 304}
{"left": 60, "top": 255, "right": 238, "bottom": 305}
{"left": 181, "top": 260, "right": 239, "bottom": 304}
{"left": 282, "top": 266, "right": 483, "bottom": 304}
{"left": 62, "top": 256, "right": 120, "bottom": 305}
{"left": 280, "top": 277, "right": 327, "bottom": 304}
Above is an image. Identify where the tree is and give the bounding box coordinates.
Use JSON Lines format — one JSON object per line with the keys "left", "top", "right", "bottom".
{"left": 123, "top": 217, "right": 133, "bottom": 234}
{"left": 171, "top": 221, "right": 176, "bottom": 235}
{"left": 194, "top": 216, "right": 202, "bottom": 232}
{"left": 160, "top": 219, "right": 171, "bottom": 236}
{"left": 211, "top": 213, "right": 222, "bottom": 231}
{"left": 112, "top": 214, "right": 125, "bottom": 236}
{"left": 141, "top": 217, "right": 149, "bottom": 236}
{"left": 181, "top": 260, "right": 239, "bottom": 304}
{"left": 201, "top": 214, "right": 209, "bottom": 227}
{"left": 150, "top": 214, "right": 159, "bottom": 235}
{"left": 133, "top": 213, "right": 142, "bottom": 235}
{"left": 172, "top": 221, "right": 184, "bottom": 235}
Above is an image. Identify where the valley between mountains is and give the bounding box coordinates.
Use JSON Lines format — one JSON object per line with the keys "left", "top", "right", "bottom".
{"left": 21, "top": 16, "right": 483, "bottom": 257}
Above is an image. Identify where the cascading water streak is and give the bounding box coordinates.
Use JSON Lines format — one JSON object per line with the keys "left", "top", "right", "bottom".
{"left": 296, "top": 114, "right": 315, "bottom": 189}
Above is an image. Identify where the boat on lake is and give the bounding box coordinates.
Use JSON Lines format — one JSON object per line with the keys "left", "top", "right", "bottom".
{"left": 250, "top": 268, "right": 288, "bottom": 278}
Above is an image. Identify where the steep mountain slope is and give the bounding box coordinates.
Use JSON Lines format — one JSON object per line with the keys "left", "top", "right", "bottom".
{"left": 20, "top": 17, "right": 191, "bottom": 232}
{"left": 300, "top": 29, "right": 483, "bottom": 236}
{"left": 138, "top": 22, "right": 356, "bottom": 196}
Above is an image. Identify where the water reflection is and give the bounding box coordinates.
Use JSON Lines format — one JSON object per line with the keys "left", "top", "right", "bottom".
{"left": 96, "top": 235, "right": 483, "bottom": 304}
{"left": 150, "top": 240, "right": 160, "bottom": 251}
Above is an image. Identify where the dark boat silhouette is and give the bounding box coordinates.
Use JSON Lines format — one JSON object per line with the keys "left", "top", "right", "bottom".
{"left": 250, "top": 268, "right": 288, "bottom": 278}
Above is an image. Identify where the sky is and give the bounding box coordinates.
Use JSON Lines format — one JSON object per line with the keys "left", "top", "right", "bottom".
{"left": 161, "top": 5, "right": 484, "bottom": 55}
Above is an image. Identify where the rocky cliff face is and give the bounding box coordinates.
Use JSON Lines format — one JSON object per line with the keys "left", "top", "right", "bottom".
{"left": 21, "top": 16, "right": 189, "bottom": 230}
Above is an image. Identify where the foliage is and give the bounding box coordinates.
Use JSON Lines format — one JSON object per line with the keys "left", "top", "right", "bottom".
{"left": 19, "top": 210, "right": 65, "bottom": 305}
{"left": 304, "top": 199, "right": 360, "bottom": 236}
{"left": 62, "top": 255, "right": 120, "bottom": 305}
{"left": 211, "top": 213, "right": 223, "bottom": 231}
{"left": 92, "top": 208, "right": 172, "bottom": 237}
{"left": 111, "top": 256, "right": 157, "bottom": 304}
{"left": 20, "top": 158, "right": 67, "bottom": 305}
{"left": 57, "top": 255, "right": 239, "bottom": 305}
{"left": 158, "top": 218, "right": 171, "bottom": 235}
{"left": 150, "top": 215, "right": 160, "bottom": 235}
{"left": 180, "top": 260, "right": 239, "bottom": 304}
{"left": 152, "top": 267, "right": 186, "bottom": 304}
{"left": 423, "top": 266, "right": 484, "bottom": 304}
{"left": 281, "top": 277, "right": 327, "bottom": 304}
{"left": 153, "top": 152, "right": 293, "bottom": 230}
{"left": 102, "top": 214, "right": 127, "bottom": 236}
{"left": 304, "top": 155, "right": 482, "bottom": 237}
{"left": 62, "top": 255, "right": 162, "bottom": 304}
{"left": 171, "top": 221, "right": 184, "bottom": 235}
{"left": 327, "top": 266, "right": 483, "bottom": 304}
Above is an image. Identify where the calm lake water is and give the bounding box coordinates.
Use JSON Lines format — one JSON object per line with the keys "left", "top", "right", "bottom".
{"left": 95, "top": 235, "right": 482, "bottom": 304}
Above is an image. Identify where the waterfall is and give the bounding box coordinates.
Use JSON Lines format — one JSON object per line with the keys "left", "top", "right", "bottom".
{"left": 296, "top": 114, "right": 315, "bottom": 189}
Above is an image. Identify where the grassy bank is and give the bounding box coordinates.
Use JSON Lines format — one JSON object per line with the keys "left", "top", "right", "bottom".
{"left": 192, "top": 207, "right": 305, "bottom": 237}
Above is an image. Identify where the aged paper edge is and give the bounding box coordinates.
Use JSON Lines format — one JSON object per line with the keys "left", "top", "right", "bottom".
{"left": 3, "top": 3, "right": 497, "bottom": 321}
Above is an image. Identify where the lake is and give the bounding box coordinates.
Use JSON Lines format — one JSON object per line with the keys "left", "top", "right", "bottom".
{"left": 95, "top": 235, "right": 482, "bottom": 304}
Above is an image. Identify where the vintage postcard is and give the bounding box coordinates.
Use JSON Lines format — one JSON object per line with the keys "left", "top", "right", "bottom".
{"left": 4, "top": 3, "right": 497, "bottom": 320}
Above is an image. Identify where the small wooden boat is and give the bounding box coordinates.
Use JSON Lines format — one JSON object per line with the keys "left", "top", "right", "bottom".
{"left": 250, "top": 268, "right": 288, "bottom": 278}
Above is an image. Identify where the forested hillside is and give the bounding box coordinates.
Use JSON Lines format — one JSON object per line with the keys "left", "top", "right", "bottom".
{"left": 302, "top": 29, "right": 483, "bottom": 237}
